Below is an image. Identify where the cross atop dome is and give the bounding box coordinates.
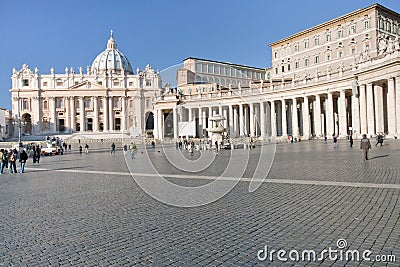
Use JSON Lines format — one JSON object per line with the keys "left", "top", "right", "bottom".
{"left": 107, "top": 29, "right": 117, "bottom": 50}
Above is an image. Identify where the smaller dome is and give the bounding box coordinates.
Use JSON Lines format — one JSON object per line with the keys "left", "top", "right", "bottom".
{"left": 91, "top": 31, "right": 133, "bottom": 75}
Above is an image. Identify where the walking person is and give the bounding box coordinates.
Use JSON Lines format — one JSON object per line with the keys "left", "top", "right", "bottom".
{"left": 375, "top": 134, "right": 384, "bottom": 146}
{"left": 0, "top": 149, "right": 6, "bottom": 174}
{"left": 360, "top": 134, "right": 372, "bottom": 161}
{"left": 35, "top": 146, "right": 41, "bottom": 163}
{"left": 332, "top": 134, "right": 338, "bottom": 149}
{"left": 111, "top": 142, "right": 116, "bottom": 155}
{"left": 19, "top": 149, "right": 28, "bottom": 173}
{"left": 349, "top": 134, "right": 354, "bottom": 148}
{"left": 129, "top": 143, "right": 137, "bottom": 159}
{"left": 79, "top": 145, "right": 83, "bottom": 154}
{"left": 84, "top": 143, "right": 89, "bottom": 154}
{"left": 8, "top": 150, "right": 17, "bottom": 174}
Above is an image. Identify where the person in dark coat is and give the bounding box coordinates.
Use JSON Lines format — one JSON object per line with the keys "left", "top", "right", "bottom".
{"left": 19, "top": 149, "right": 28, "bottom": 173}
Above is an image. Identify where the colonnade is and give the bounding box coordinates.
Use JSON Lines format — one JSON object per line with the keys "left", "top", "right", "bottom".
{"left": 46, "top": 96, "right": 128, "bottom": 133}
{"left": 154, "top": 76, "right": 400, "bottom": 140}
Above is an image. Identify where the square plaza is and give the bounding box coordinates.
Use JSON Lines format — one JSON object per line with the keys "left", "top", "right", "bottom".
{"left": 1, "top": 140, "right": 399, "bottom": 266}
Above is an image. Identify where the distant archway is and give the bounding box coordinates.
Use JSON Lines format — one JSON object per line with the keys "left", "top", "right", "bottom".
{"left": 145, "top": 112, "right": 154, "bottom": 130}
{"left": 21, "top": 113, "right": 32, "bottom": 134}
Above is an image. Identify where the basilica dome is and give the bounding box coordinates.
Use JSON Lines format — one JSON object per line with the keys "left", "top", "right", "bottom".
{"left": 91, "top": 31, "right": 133, "bottom": 75}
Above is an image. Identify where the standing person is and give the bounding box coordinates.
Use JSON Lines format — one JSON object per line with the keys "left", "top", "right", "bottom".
{"left": 129, "top": 143, "right": 137, "bottom": 159}
{"left": 32, "top": 145, "right": 37, "bottom": 163}
{"left": 84, "top": 143, "right": 89, "bottom": 154}
{"left": 19, "top": 149, "right": 28, "bottom": 173}
{"left": 349, "top": 134, "right": 354, "bottom": 148}
{"left": 8, "top": 150, "right": 17, "bottom": 174}
{"left": 123, "top": 144, "right": 128, "bottom": 154}
{"left": 332, "top": 134, "right": 338, "bottom": 149}
{"left": 360, "top": 134, "right": 372, "bottom": 161}
{"left": 111, "top": 142, "right": 116, "bottom": 155}
{"left": 79, "top": 145, "right": 83, "bottom": 154}
{"left": 151, "top": 140, "right": 155, "bottom": 149}
{"left": 68, "top": 144, "right": 71, "bottom": 151}
{"left": 35, "top": 146, "right": 41, "bottom": 163}
{"left": 375, "top": 134, "right": 384, "bottom": 146}
{"left": 0, "top": 149, "right": 6, "bottom": 174}
{"left": 324, "top": 135, "right": 327, "bottom": 144}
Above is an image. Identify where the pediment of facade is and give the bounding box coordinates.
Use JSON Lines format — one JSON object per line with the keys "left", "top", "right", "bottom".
{"left": 69, "top": 81, "right": 108, "bottom": 90}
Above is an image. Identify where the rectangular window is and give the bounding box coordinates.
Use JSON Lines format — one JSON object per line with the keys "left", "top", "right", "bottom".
{"left": 304, "top": 41, "right": 309, "bottom": 48}
{"left": 113, "top": 80, "right": 120, "bottom": 86}
{"left": 43, "top": 81, "right": 48, "bottom": 87}
{"left": 305, "top": 59, "right": 309, "bottom": 67}
{"left": 314, "top": 38, "right": 319, "bottom": 46}
{"left": 314, "top": 56, "right": 319, "bottom": 64}
{"left": 146, "top": 99, "right": 151, "bottom": 108}
{"left": 364, "top": 21, "right": 370, "bottom": 30}
{"left": 295, "top": 62, "right": 299, "bottom": 69}
{"left": 326, "top": 54, "right": 331, "bottom": 61}
{"left": 146, "top": 79, "right": 152, "bottom": 86}
{"left": 221, "top": 66, "right": 225, "bottom": 75}
{"left": 338, "top": 51, "right": 343, "bottom": 58}
{"left": 326, "top": 34, "right": 331, "bottom": 42}
{"left": 275, "top": 67, "right": 278, "bottom": 74}
{"left": 129, "top": 81, "right": 133, "bottom": 86}
{"left": 351, "top": 48, "right": 356, "bottom": 54}
{"left": 274, "top": 51, "right": 278, "bottom": 59}
{"left": 281, "top": 66, "right": 285, "bottom": 73}
{"left": 201, "top": 64, "right": 207, "bottom": 73}
{"left": 365, "top": 44, "right": 370, "bottom": 51}
{"left": 214, "top": 65, "right": 220, "bottom": 74}
{"left": 23, "top": 79, "right": 29, "bottom": 86}
{"left": 98, "top": 81, "right": 102, "bottom": 85}
{"left": 287, "top": 64, "right": 291, "bottom": 71}
{"left": 208, "top": 64, "right": 213, "bottom": 74}
{"left": 350, "top": 25, "right": 356, "bottom": 34}
{"left": 195, "top": 63, "right": 201, "bottom": 72}
{"left": 337, "top": 30, "right": 343, "bottom": 38}
{"left": 294, "top": 44, "right": 299, "bottom": 52}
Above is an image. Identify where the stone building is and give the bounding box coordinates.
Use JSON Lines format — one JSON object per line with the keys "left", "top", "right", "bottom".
{"left": 153, "top": 3, "right": 400, "bottom": 141}
{"left": 9, "top": 32, "right": 162, "bottom": 137}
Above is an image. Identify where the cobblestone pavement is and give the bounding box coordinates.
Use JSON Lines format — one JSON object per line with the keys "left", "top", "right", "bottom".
{"left": 0, "top": 140, "right": 399, "bottom": 266}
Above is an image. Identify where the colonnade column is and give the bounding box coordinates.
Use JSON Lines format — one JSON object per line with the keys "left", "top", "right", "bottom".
{"left": 374, "top": 85, "right": 384, "bottom": 134}
{"left": 326, "top": 92, "right": 334, "bottom": 137}
{"left": 202, "top": 109, "right": 207, "bottom": 133}
{"left": 158, "top": 109, "right": 163, "bottom": 139}
{"left": 292, "top": 98, "right": 298, "bottom": 137}
{"left": 366, "top": 83, "right": 375, "bottom": 136}
{"left": 239, "top": 103, "right": 244, "bottom": 136}
{"left": 50, "top": 97, "right": 56, "bottom": 133}
{"left": 188, "top": 108, "right": 193, "bottom": 121}
{"left": 93, "top": 96, "right": 99, "bottom": 132}
{"left": 359, "top": 85, "right": 367, "bottom": 135}
{"left": 228, "top": 105, "right": 234, "bottom": 137}
{"left": 387, "top": 77, "right": 396, "bottom": 135}
{"left": 233, "top": 106, "right": 238, "bottom": 137}
{"left": 314, "top": 95, "right": 322, "bottom": 137}
{"left": 109, "top": 96, "right": 114, "bottom": 131}
{"left": 121, "top": 96, "right": 126, "bottom": 132}
{"left": 64, "top": 97, "right": 70, "bottom": 132}
{"left": 79, "top": 97, "right": 85, "bottom": 132}
{"left": 260, "top": 101, "right": 265, "bottom": 138}
{"left": 270, "top": 101, "right": 276, "bottom": 137}
{"left": 281, "top": 99, "right": 287, "bottom": 136}
{"left": 302, "top": 96, "right": 310, "bottom": 138}
{"left": 208, "top": 107, "right": 212, "bottom": 129}
{"left": 395, "top": 77, "right": 400, "bottom": 135}
{"left": 338, "top": 90, "right": 347, "bottom": 136}
{"left": 351, "top": 92, "right": 360, "bottom": 137}
{"left": 249, "top": 103, "right": 255, "bottom": 137}
{"left": 70, "top": 97, "right": 75, "bottom": 132}
{"left": 173, "top": 106, "right": 178, "bottom": 139}
{"left": 223, "top": 108, "right": 228, "bottom": 129}
{"left": 103, "top": 96, "right": 109, "bottom": 131}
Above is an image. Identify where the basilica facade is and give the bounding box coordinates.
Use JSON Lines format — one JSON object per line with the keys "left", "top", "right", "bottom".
{"left": 153, "top": 3, "right": 400, "bottom": 141}
{"left": 10, "top": 32, "right": 161, "bottom": 137}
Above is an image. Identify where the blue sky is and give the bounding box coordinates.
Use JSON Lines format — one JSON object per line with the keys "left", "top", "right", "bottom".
{"left": 0, "top": 0, "right": 399, "bottom": 110}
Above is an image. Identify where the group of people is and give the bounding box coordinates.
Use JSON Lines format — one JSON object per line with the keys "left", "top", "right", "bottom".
{"left": 0, "top": 148, "right": 29, "bottom": 174}
{"left": 329, "top": 133, "right": 384, "bottom": 161}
